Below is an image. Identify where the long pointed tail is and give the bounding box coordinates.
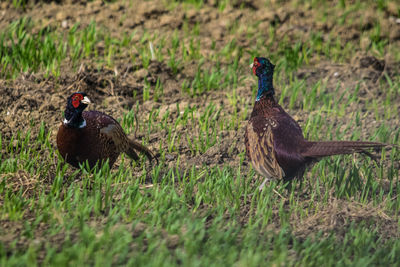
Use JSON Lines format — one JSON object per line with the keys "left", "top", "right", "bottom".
{"left": 301, "top": 140, "right": 388, "bottom": 159}
{"left": 126, "top": 139, "right": 158, "bottom": 164}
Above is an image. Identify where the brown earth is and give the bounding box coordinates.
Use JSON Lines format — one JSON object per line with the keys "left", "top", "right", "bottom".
{"left": 0, "top": 0, "right": 399, "bottom": 249}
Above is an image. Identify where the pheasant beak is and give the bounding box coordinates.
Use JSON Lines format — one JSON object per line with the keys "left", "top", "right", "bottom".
{"left": 250, "top": 63, "right": 254, "bottom": 68}
{"left": 81, "top": 96, "right": 91, "bottom": 105}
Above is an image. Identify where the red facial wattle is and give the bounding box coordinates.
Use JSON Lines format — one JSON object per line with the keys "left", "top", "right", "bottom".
{"left": 252, "top": 58, "right": 260, "bottom": 75}
{"left": 72, "top": 94, "right": 83, "bottom": 108}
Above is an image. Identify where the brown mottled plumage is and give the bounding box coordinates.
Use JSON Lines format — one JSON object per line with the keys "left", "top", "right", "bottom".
{"left": 57, "top": 92, "right": 156, "bottom": 169}
{"left": 245, "top": 57, "right": 389, "bottom": 189}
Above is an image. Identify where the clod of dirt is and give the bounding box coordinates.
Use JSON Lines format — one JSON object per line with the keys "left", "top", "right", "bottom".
{"left": 386, "top": 1, "right": 399, "bottom": 16}
{"left": 359, "top": 56, "right": 385, "bottom": 72}
{"left": 132, "top": 222, "right": 147, "bottom": 238}
{"left": 389, "top": 27, "right": 400, "bottom": 41}
{"left": 134, "top": 69, "right": 149, "bottom": 81}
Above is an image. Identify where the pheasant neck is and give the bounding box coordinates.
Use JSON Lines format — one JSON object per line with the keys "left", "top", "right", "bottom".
{"left": 256, "top": 74, "right": 274, "bottom": 101}
{"left": 64, "top": 109, "right": 86, "bottom": 128}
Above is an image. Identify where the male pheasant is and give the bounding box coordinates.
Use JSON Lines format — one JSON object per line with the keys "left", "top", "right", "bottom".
{"left": 57, "top": 92, "right": 156, "bottom": 169}
{"left": 245, "top": 57, "right": 388, "bottom": 190}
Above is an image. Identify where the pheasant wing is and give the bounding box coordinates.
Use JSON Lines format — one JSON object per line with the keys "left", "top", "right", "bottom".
{"left": 82, "top": 111, "right": 128, "bottom": 154}
{"left": 269, "top": 112, "right": 308, "bottom": 180}
{"left": 245, "top": 121, "right": 285, "bottom": 180}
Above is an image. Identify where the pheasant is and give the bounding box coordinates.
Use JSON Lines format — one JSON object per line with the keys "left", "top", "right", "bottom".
{"left": 57, "top": 92, "right": 156, "bottom": 169}
{"left": 245, "top": 57, "right": 388, "bottom": 190}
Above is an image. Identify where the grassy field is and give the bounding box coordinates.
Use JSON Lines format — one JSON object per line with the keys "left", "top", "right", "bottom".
{"left": 1, "top": 0, "right": 400, "bottom": 266}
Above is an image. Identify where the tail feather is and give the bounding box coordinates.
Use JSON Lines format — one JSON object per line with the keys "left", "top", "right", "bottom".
{"left": 301, "top": 141, "right": 387, "bottom": 158}
{"left": 126, "top": 139, "right": 158, "bottom": 164}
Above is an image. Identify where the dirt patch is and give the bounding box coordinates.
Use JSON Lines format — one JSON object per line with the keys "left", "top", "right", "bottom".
{"left": 292, "top": 197, "right": 399, "bottom": 241}
{"left": 0, "top": 171, "right": 40, "bottom": 199}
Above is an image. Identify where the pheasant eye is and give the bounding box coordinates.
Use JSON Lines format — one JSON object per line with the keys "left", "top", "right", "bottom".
{"left": 253, "top": 59, "right": 259, "bottom": 66}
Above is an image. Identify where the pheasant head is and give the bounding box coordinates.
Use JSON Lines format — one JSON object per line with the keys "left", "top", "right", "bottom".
{"left": 251, "top": 57, "right": 275, "bottom": 101}
{"left": 64, "top": 92, "right": 91, "bottom": 128}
